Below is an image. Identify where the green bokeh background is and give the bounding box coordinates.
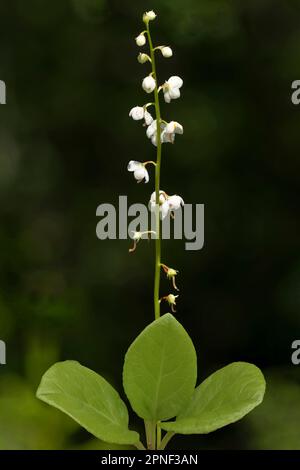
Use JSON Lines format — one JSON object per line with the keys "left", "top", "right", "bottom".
{"left": 0, "top": 0, "right": 300, "bottom": 449}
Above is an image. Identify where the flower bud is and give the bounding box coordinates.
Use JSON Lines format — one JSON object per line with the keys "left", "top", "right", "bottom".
{"left": 161, "top": 264, "right": 179, "bottom": 291}
{"left": 167, "top": 268, "right": 178, "bottom": 278}
{"left": 161, "top": 46, "right": 173, "bottom": 58}
{"left": 138, "top": 53, "right": 150, "bottom": 64}
{"left": 160, "top": 293, "right": 179, "bottom": 313}
{"left": 143, "top": 10, "right": 156, "bottom": 23}
{"left": 142, "top": 76, "right": 156, "bottom": 94}
{"left": 167, "top": 294, "right": 178, "bottom": 305}
{"left": 135, "top": 34, "right": 146, "bottom": 47}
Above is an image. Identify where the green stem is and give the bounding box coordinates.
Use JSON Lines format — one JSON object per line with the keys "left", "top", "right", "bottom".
{"left": 134, "top": 441, "right": 146, "bottom": 450}
{"left": 159, "top": 431, "right": 175, "bottom": 450}
{"left": 146, "top": 22, "right": 162, "bottom": 321}
{"left": 156, "top": 422, "right": 162, "bottom": 449}
{"left": 145, "top": 420, "right": 156, "bottom": 450}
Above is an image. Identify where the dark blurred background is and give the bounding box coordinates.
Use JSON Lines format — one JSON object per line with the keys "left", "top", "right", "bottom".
{"left": 0, "top": 0, "right": 300, "bottom": 450}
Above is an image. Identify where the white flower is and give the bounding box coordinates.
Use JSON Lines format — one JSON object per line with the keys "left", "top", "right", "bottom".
{"left": 161, "top": 46, "right": 173, "bottom": 58}
{"left": 146, "top": 120, "right": 166, "bottom": 146}
{"left": 142, "top": 76, "right": 156, "bottom": 93}
{"left": 144, "top": 110, "right": 153, "bottom": 126}
{"left": 143, "top": 10, "right": 156, "bottom": 22}
{"left": 149, "top": 190, "right": 169, "bottom": 219}
{"left": 129, "top": 106, "right": 144, "bottom": 121}
{"left": 129, "top": 107, "right": 153, "bottom": 126}
{"left": 138, "top": 53, "right": 150, "bottom": 64}
{"left": 149, "top": 191, "right": 184, "bottom": 219}
{"left": 135, "top": 34, "right": 146, "bottom": 47}
{"left": 167, "top": 195, "right": 184, "bottom": 211}
{"left": 127, "top": 161, "right": 149, "bottom": 183}
{"left": 161, "top": 121, "right": 184, "bottom": 144}
{"left": 163, "top": 76, "right": 183, "bottom": 103}
{"left": 129, "top": 230, "right": 156, "bottom": 253}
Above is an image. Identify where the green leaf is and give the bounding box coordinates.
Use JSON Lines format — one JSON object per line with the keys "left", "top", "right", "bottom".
{"left": 123, "top": 313, "right": 197, "bottom": 421}
{"left": 36, "top": 361, "right": 139, "bottom": 445}
{"left": 161, "top": 362, "right": 266, "bottom": 434}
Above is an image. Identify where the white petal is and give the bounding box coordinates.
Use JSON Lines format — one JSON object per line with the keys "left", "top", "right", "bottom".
{"left": 136, "top": 34, "right": 146, "bottom": 47}
{"left": 129, "top": 106, "right": 144, "bottom": 120}
{"left": 164, "top": 91, "right": 171, "bottom": 103}
{"left": 161, "top": 47, "right": 173, "bottom": 58}
{"left": 160, "top": 192, "right": 167, "bottom": 204}
{"left": 167, "top": 195, "right": 184, "bottom": 210}
{"left": 142, "top": 76, "right": 156, "bottom": 93}
{"left": 151, "top": 134, "right": 157, "bottom": 146}
{"left": 174, "top": 122, "right": 184, "bottom": 134}
{"left": 143, "top": 168, "right": 149, "bottom": 183}
{"left": 150, "top": 192, "right": 156, "bottom": 203}
{"left": 150, "top": 191, "right": 167, "bottom": 204}
{"left": 134, "top": 167, "right": 147, "bottom": 182}
{"left": 149, "top": 200, "right": 156, "bottom": 212}
{"left": 165, "top": 122, "right": 176, "bottom": 134}
{"left": 161, "top": 129, "right": 167, "bottom": 143}
{"left": 144, "top": 110, "right": 153, "bottom": 126}
{"left": 161, "top": 200, "right": 170, "bottom": 219}
{"left": 146, "top": 120, "right": 157, "bottom": 138}
{"left": 161, "top": 129, "right": 174, "bottom": 144}
{"left": 168, "top": 76, "right": 183, "bottom": 89}
{"left": 127, "top": 160, "right": 142, "bottom": 172}
{"left": 169, "top": 87, "right": 181, "bottom": 100}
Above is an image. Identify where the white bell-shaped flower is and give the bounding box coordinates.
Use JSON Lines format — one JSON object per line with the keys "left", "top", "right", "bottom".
{"left": 138, "top": 53, "right": 150, "bottom": 64}
{"left": 129, "top": 106, "right": 153, "bottom": 126}
{"left": 129, "top": 106, "right": 144, "bottom": 121}
{"left": 135, "top": 34, "right": 146, "bottom": 47}
{"left": 149, "top": 191, "right": 168, "bottom": 218}
{"left": 149, "top": 191, "right": 184, "bottom": 219}
{"left": 149, "top": 191, "right": 176, "bottom": 220}
{"left": 161, "top": 46, "right": 173, "bottom": 58}
{"left": 167, "top": 194, "right": 184, "bottom": 211}
{"left": 144, "top": 110, "right": 153, "bottom": 126}
{"left": 161, "top": 121, "right": 184, "bottom": 144}
{"left": 127, "top": 161, "right": 149, "bottom": 183}
{"left": 142, "top": 76, "right": 156, "bottom": 93}
{"left": 146, "top": 120, "right": 166, "bottom": 146}
{"left": 163, "top": 76, "right": 183, "bottom": 103}
{"left": 143, "top": 10, "right": 156, "bottom": 22}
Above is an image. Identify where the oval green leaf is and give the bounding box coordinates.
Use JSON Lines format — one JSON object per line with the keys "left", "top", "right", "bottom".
{"left": 123, "top": 313, "right": 197, "bottom": 421}
{"left": 36, "top": 361, "right": 139, "bottom": 445}
{"left": 161, "top": 362, "right": 266, "bottom": 434}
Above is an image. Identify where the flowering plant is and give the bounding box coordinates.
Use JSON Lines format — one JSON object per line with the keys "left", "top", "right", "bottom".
{"left": 36, "top": 10, "right": 265, "bottom": 450}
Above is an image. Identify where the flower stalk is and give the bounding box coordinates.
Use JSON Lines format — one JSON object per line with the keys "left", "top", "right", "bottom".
{"left": 129, "top": 12, "right": 184, "bottom": 322}
{"left": 145, "top": 21, "right": 163, "bottom": 320}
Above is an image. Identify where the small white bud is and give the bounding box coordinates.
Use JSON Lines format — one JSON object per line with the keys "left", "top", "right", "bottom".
{"left": 167, "top": 294, "right": 178, "bottom": 305}
{"left": 161, "top": 47, "right": 173, "bottom": 58}
{"left": 142, "top": 76, "right": 156, "bottom": 94}
{"left": 143, "top": 10, "right": 157, "bottom": 23}
{"left": 138, "top": 53, "right": 150, "bottom": 64}
{"left": 135, "top": 34, "right": 146, "bottom": 47}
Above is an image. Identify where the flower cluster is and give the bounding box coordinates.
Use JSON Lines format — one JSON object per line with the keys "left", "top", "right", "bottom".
{"left": 127, "top": 10, "right": 184, "bottom": 314}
